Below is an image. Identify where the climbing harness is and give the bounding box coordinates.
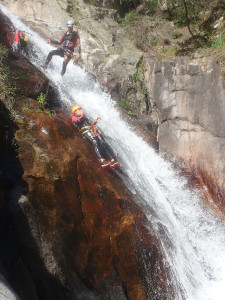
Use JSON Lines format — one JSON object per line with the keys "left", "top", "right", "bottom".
{"left": 81, "top": 125, "right": 101, "bottom": 137}
{"left": 63, "top": 31, "right": 78, "bottom": 50}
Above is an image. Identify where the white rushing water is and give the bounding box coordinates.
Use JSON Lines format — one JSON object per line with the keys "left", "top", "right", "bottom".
{"left": 0, "top": 275, "right": 19, "bottom": 300}
{"left": 2, "top": 5, "right": 225, "bottom": 300}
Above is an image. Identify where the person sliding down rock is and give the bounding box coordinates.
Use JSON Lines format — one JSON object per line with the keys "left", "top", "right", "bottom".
{"left": 43, "top": 20, "right": 81, "bottom": 76}
{"left": 71, "top": 105, "right": 119, "bottom": 168}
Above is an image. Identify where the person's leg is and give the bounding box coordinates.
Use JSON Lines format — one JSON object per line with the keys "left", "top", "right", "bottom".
{"left": 61, "top": 55, "right": 70, "bottom": 76}
{"left": 83, "top": 133, "right": 102, "bottom": 159}
{"left": 97, "top": 135, "right": 119, "bottom": 167}
{"left": 97, "top": 135, "right": 114, "bottom": 160}
{"left": 84, "top": 133, "right": 110, "bottom": 166}
{"left": 44, "top": 48, "right": 64, "bottom": 67}
{"left": 13, "top": 42, "right": 19, "bottom": 52}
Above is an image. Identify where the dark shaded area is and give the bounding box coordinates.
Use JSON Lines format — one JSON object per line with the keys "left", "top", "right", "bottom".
{"left": 113, "top": 0, "right": 141, "bottom": 17}
{"left": 83, "top": 0, "right": 141, "bottom": 17}
{"left": 0, "top": 100, "right": 71, "bottom": 299}
{"left": 0, "top": 10, "right": 15, "bottom": 48}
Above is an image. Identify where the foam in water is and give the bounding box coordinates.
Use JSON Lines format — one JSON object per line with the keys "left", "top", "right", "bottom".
{"left": 1, "top": 5, "right": 225, "bottom": 299}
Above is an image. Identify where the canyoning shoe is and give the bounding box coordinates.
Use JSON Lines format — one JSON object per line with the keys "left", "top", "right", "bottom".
{"left": 110, "top": 160, "right": 119, "bottom": 168}
{"left": 101, "top": 160, "right": 111, "bottom": 168}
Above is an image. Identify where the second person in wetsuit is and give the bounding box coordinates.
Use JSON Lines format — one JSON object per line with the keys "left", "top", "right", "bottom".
{"left": 13, "top": 30, "right": 29, "bottom": 53}
{"left": 71, "top": 105, "right": 119, "bottom": 168}
{"left": 43, "top": 20, "right": 81, "bottom": 76}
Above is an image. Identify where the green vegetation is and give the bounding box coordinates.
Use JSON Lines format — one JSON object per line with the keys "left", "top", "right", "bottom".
{"left": 148, "top": 0, "right": 158, "bottom": 12}
{"left": 117, "top": 0, "right": 225, "bottom": 56}
{"left": 22, "top": 106, "right": 55, "bottom": 116}
{"left": 119, "top": 98, "right": 137, "bottom": 117}
{"left": 36, "top": 107, "right": 44, "bottom": 113}
{"left": 0, "top": 44, "right": 17, "bottom": 101}
{"left": 36, "top": 93, "right": 56, "bottom": 115}
{"left": 134, "top": 57, "right": 148, "bottom": 97}
{"left": 37, "top": 92, "right": 48, "bottom": 106}
{"left": 210, "top": 31, "right": 225, "bottom": 53}
{"left": 120, "top": 98, "right": 133, "bottom": 111}
{"left": 119, "top": 11, "right": 140, "bottom": 26}
{"left": 17, "top": 119, "right": 25, "bottom": 124}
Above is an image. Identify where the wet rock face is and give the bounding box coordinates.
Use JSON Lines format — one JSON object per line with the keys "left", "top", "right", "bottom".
{"left": 0, "top": 10, "right": 15, "bottom": 47}
{"left": 0, "top": 11, "right": 48, "bottom": 99}
{"left": 0, "top": 102, "right": 172, "bottom": 300}
{"left": 7, "top": 52, "right": 49, "bottom": 98}
{"left": 144, "top": 56, "right": 225, "bottom": 211}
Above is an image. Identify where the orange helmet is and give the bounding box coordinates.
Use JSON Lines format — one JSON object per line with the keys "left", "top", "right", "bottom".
{"left": 72, "top": 105, "right": 81, "bottom": 113}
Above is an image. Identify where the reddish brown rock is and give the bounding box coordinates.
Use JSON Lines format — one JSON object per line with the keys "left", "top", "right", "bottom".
{"left": 12, "top": 104, "right": 173, "bottom": 299}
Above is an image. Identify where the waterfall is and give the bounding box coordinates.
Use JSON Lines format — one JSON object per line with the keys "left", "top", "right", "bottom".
{"left": 1, "top": 5, "right": 225, "bottom": 300}
{"left": 0, "top": 275, "right": 20, "bottom": 300}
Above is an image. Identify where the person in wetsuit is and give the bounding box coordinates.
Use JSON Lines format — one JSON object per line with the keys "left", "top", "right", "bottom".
{"left": 13, "top": 30, "right": 29, "bottom": 53}
{"left": 71, "top": 105, "right": 119, "bottom": 168}
{"left": 43, "top": 20, "right": 81, "bottom": 76}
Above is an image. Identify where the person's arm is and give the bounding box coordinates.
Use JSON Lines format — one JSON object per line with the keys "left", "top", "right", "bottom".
{"left": 15, "top": 31, "right": 20, "bottom": 44}
{"left": 46, "top": 33, "right": 65, "bottom": 45}
{"left": 76, "top": 38, "right": 81, "bottom": 59}
{"left": 71, "top": 114, "right": 84, "bottom": 126}
{"left": 92, "top": 117, "right": 100, "bottom": 126}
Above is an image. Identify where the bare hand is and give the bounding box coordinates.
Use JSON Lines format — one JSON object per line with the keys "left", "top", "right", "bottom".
{"left": 76, "top": 53, "right": 81, "bottom": 60}
{"left": 46, "top": 39, "right": 51, "bottom": 44}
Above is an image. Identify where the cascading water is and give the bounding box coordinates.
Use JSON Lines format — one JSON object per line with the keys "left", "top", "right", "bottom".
{"left": 1, "top": 5, "right": 225, "bottom": 300}
{"left": 0, "top": 275, "right": 19, "bottom": 300}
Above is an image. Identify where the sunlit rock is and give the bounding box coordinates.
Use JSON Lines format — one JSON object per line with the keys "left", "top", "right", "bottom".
{"left": 144, "top": 56, "right": 225, "bottom": 211}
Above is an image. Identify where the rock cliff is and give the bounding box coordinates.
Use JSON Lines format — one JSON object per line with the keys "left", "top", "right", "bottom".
{"left": 144, "top": 55, "right": 225, "bottom": 212}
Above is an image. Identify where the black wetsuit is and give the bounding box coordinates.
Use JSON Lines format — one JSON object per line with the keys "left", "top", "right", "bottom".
{"left": 71, "top": 114, "right": 114, "bottom": 161}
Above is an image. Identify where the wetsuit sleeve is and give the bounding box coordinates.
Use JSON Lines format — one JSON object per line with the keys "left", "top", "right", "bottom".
{"left": 50, "top": 33, "right": 65, "bottom": 45}
{"left": 76, "top": 39, "right": 81, "bottom": 54}
{"left": 15, "top": 31, "right": 20, "bottom": 44}
{"left": 74, "top": 118, "right": 83, "bottom": 125}
{"left": 71, "top": 114, "right": 84, "bottom": 125}
{"left": 71, "top": 114, "right": 78, "bottom": 123}
{"left": 75, "top": 35, "right": 81, "bottom": 54}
